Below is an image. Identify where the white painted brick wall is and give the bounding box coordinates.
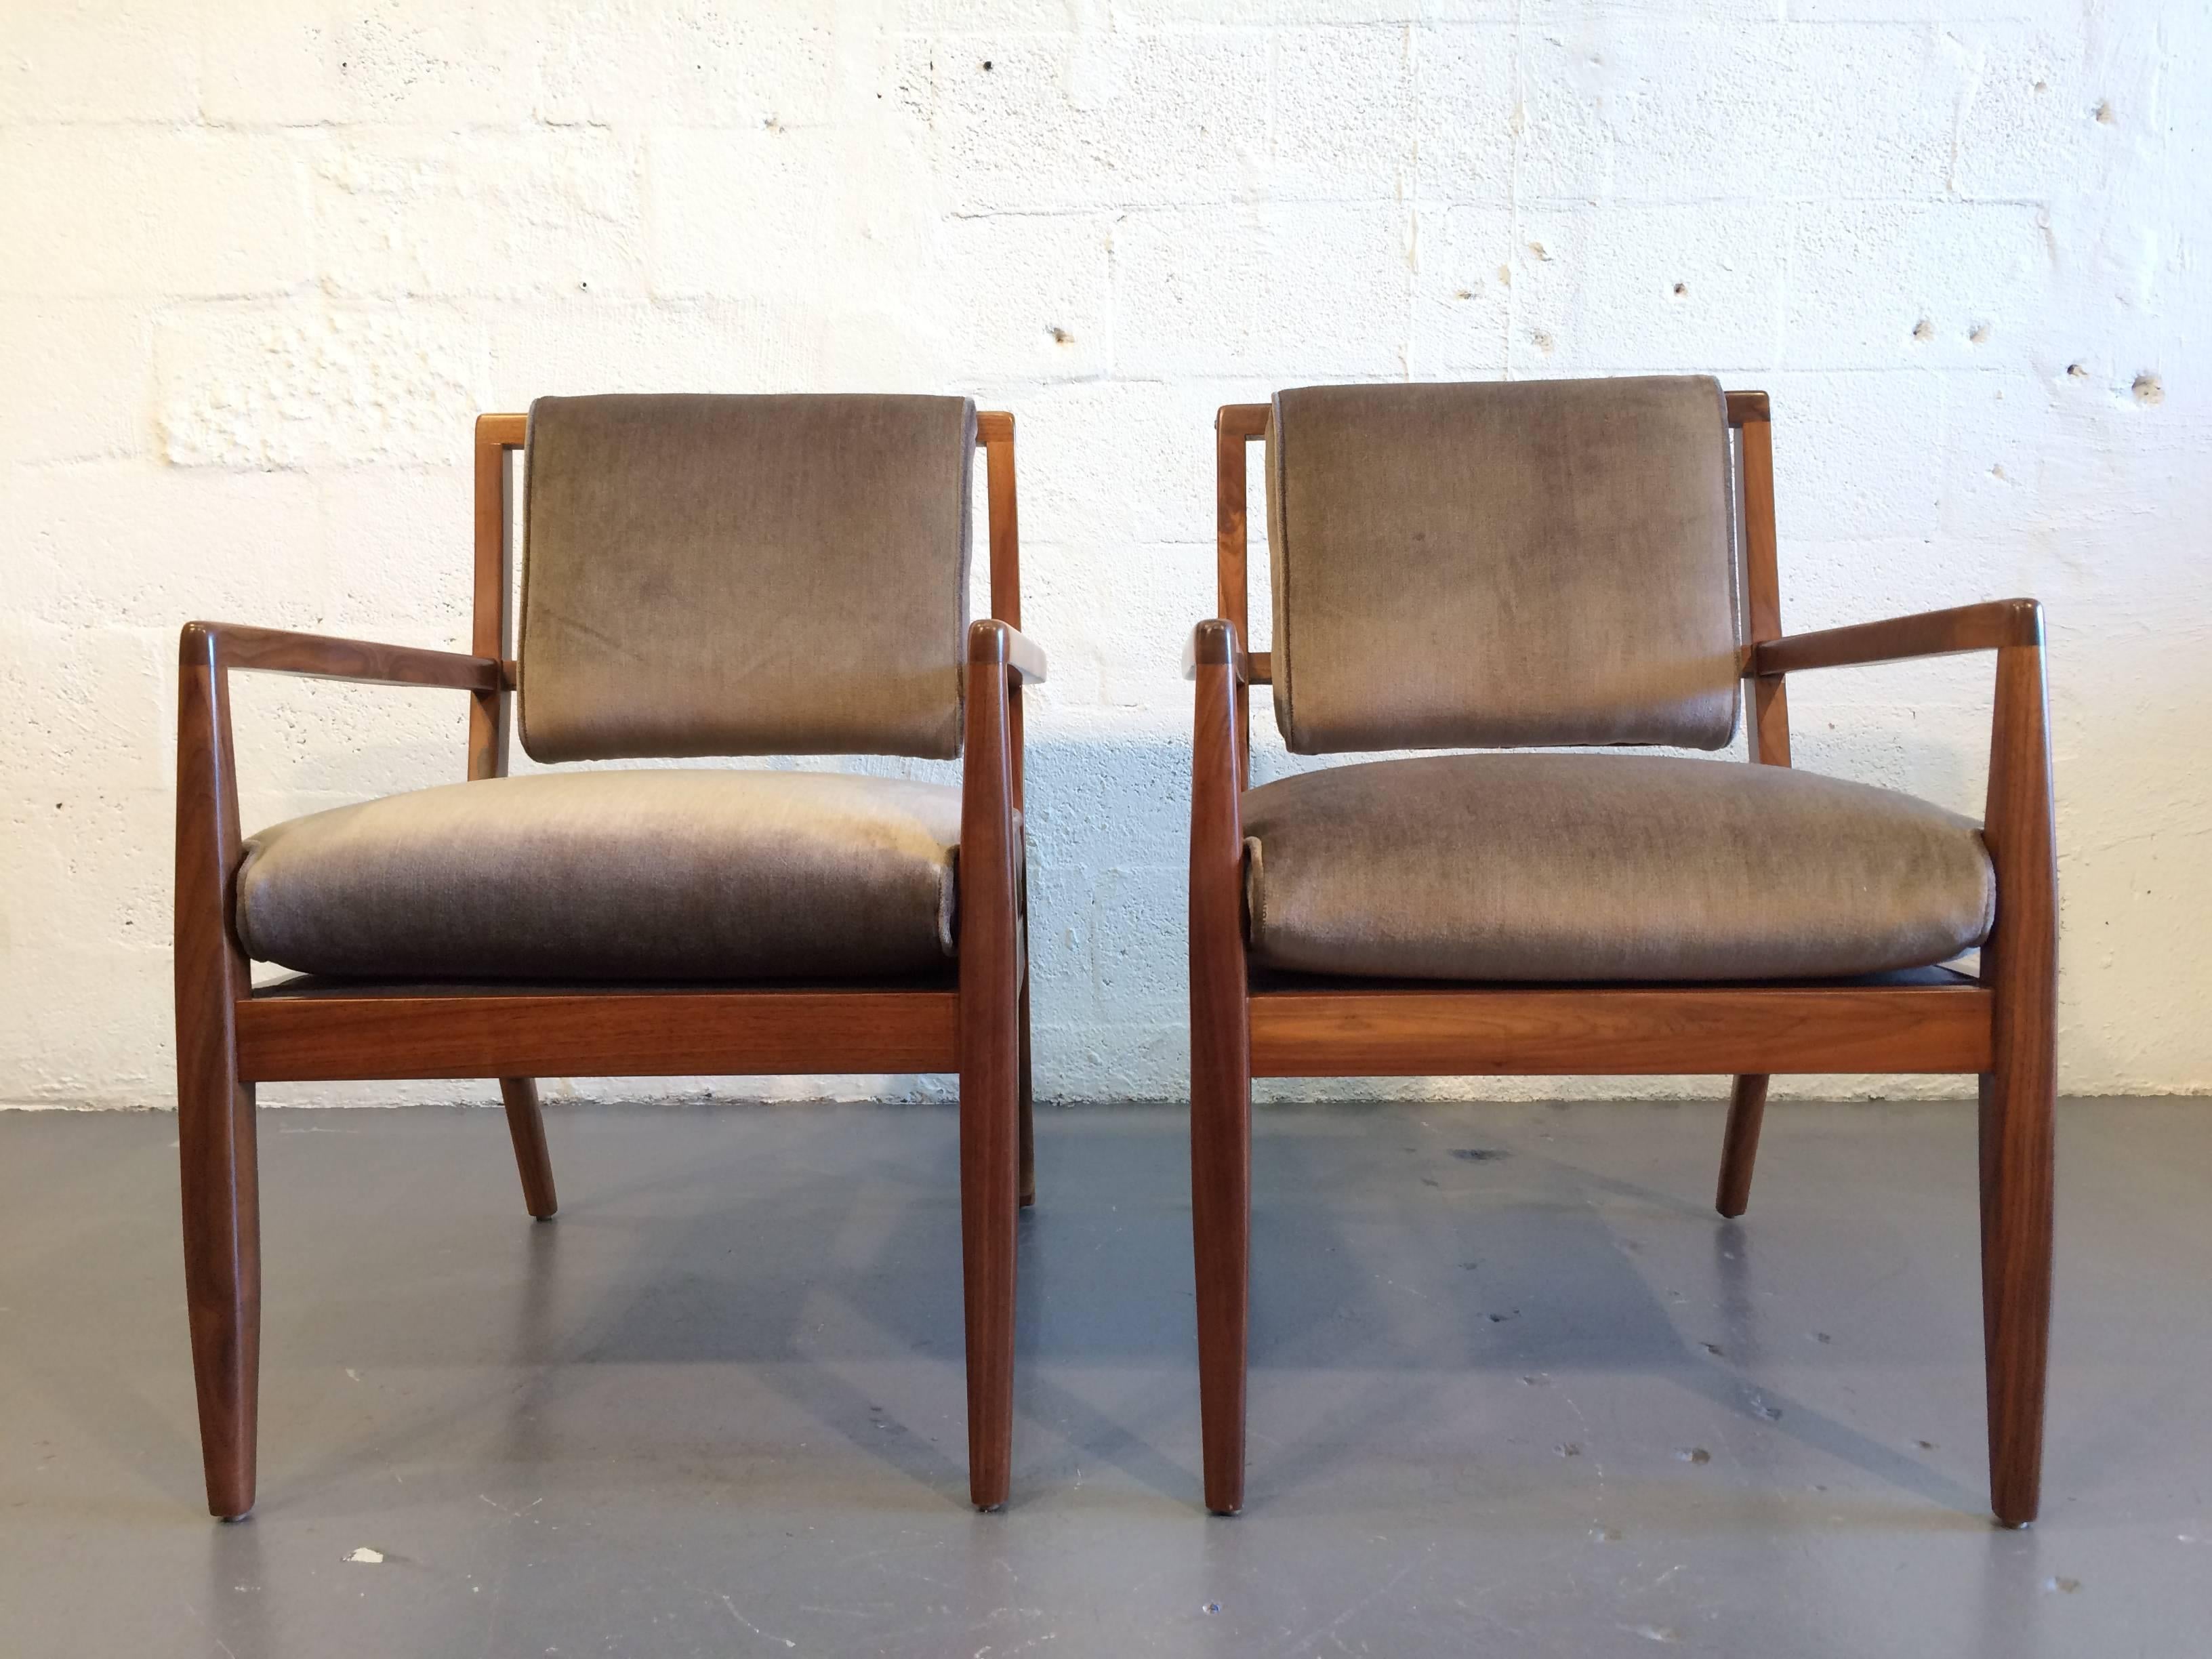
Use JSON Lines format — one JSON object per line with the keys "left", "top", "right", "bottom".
{"left": 3, "top": 0, "right": 2207, "bottom": 1111}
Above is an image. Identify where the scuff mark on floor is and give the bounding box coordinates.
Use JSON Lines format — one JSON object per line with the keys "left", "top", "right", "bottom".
{"left": 721, "top": 1594, "right": 796, "bottom": 1647}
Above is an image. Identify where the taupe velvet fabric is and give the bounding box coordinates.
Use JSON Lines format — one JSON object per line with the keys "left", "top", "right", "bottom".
{"left": 234, "top": 771, "right": 965, "bottom": 981}
{"left": 1242, "top": 754, "right": 1995, "bottom": 983}
{"left": 520, "top": 394, "right": 977, "bottom": 762}
{"left": 1266, "top": 377, "right": 1740, "bottom": 754}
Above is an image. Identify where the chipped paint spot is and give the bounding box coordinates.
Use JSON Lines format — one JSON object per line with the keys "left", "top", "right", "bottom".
{"left": 344, "top": 1547, "right": 384, "bottom": 1564}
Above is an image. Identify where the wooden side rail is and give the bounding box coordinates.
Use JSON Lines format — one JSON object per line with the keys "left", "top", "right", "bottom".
{"left": 1248, "top": 983, "right": 1994, "bottom": 1077}
{"left": 237, "top": 987, "right": 960, "bottom": 1082}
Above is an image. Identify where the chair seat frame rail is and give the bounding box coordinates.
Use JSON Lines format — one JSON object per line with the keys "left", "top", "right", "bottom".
{"left": 175, "top": 409, "right": 1045, "bottom": 1518}
{"left": 1188, "top": 390, "right": 2056, "bottom": 1525}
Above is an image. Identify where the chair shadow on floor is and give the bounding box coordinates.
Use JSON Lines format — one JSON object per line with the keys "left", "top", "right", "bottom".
{"left": 1237, "top": 1120, "right": 1986, "bottom": 1519}
{"left": 245, "top": 1100, "right": 1988, "bottom": 1521}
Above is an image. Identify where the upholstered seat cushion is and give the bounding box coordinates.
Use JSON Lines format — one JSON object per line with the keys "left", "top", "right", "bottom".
{"left": 234, "top": 771, "right": 966, "bottom": 981}
{"left": 1242, "top": 755, "right": 1995, "bottom": 983}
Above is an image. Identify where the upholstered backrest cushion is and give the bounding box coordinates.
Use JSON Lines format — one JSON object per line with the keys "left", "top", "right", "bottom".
{"left": 520, "top": 393, "right": 976, "bottom": 761}
{"left": 1265, "top": 376, "right": 1740, "bottom": 754}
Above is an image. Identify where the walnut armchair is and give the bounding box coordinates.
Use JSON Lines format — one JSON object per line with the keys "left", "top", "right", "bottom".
{"left": 176, "top": 395, "right": 1044, "bottom": 1517}
{"left": 1187, "top": 379, "right": 2055, "bottom": 1526}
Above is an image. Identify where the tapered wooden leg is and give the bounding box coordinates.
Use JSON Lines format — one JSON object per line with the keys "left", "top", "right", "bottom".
{"left": 1191, "top": 1017, "right": 1250, "bottom": 1516}
{"left": 959, "top": 1017, "right": 1019, "bottom": 1511}
{"left": 1978, "top": 638, "right": 2058, "bottom": 1528}
{"left": 960, "top": 626, "right": 1023, "bottom": 1511}
{"left": 497, "top": 1078, "right": 558, "bottom": 1219}
{"left": 176, "top": 629, "right": 260, "bottom": 1520}
{"left": 1979, "top": 1058, "right": 2054, "bottom": 1528}
{"left": 179, "top": 1051, "right": 260, "bottom": 1521}
{"left": 1189, "top": 621, "right": 1252, "bottom": 1516}
{"left": 1715, "top": 1074, "right": 1770, "bottom": 1218}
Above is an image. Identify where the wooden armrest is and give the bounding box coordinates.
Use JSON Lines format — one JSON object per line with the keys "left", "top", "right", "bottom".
{"left": 966, "top": 619, "right": 1047, "bottom": 685}
{"left": 1183, "top": 621, "right": 1270, "bottom": 684}
{"left": 180, "top": 621, "right": 507, "bottom": 693}
{"left": 1753, "top": 600, "right": 2043, "bottom": 677}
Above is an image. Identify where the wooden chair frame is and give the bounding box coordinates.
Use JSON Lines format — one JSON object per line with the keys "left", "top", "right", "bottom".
{"left": 1188, "top": 392, "right": 2056, "bottom": 1525}
{"left": 176, "top": 410, "right": 1043, "bottom": 1519}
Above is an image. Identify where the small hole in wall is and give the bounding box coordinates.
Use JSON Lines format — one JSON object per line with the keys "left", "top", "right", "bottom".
{"left": 1047, "top": 325, "right": 1073, "bottom": 345}
{"left": 982, "top": 59, "right": 994, "bottom": 70}
{"left": 1912, "top": 319, "right": 1934, "bottom": 342}
{"left": 1672, "top": 281, "right": 1687, "bottom": 296}
{"left": 1968, "top": 322, "right": 1989, "bottom": 344}
{"left": 2095, "top": 100, "right": 2114, "bottom": 123}
{"left": 2067, "top": 363, "right": 2088, "bottom": 378}
{"left": 2132, "top": 372, "right": 2164, "bottom": 405}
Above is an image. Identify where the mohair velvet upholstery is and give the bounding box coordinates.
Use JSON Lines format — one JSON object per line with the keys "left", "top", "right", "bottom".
{"left": 1265, "top": 377, "right": 1740, "bottom": 754}
{"left": 520, "top": 393, "right": 977, "bottom": 762}
{"left": 1242, "top": 754, "right": 1995, "bottom": 983}
{"left": 234, "top": 771, "right": 966, "bottom": 981}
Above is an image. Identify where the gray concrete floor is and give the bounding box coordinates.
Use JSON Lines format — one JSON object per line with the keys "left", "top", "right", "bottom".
{"left": 2, "top": 1097, "right": 2208, "bottom": 1657}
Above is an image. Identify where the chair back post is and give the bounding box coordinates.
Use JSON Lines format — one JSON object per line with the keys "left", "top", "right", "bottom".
{"left": 1215, "top": 404, "right": 1271, "bottom": 790}
{"left": 470, "top": 406, "right": 1021, "bottom": 799}
{"left": 470, "top": 413, "right": 528, "bottom": 781}
{"left": 1727, "top": 391, "right": 1790, "bottom": 767}
{"left": 977, "top": 411, "right": 1023, "bottom": 811}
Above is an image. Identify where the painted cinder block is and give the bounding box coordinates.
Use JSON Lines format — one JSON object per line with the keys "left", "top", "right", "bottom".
{"left": 0, "top": 3, "right": 2205, "bottom": 1105}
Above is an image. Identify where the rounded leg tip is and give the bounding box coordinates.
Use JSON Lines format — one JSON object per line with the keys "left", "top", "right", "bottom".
{"left": 531, "top": 1210, "right": 558, "bottom": 1223}
{"left": 968, "top": 1473, "right": 1010, "bottom": 1511}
